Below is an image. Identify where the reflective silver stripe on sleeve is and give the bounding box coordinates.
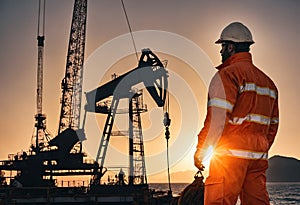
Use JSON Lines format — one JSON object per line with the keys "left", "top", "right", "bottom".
{"left": 229, "top": 114, "right": 271, "bottom": 125}
{"left": 228, "top": 149, "right": 268, "bottom": 160}
{"left": 239, "top": 83, "right": 277, "bottom": 99}
{"left": 208, "top": 98, "right": 233, "bottom": 112}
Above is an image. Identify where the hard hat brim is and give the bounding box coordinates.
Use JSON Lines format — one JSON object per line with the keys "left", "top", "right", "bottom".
{"left": 215, "top": 39, "right": 223, "bottom": 44}
{"left": 215, "top": 39, "right": 255, "bottom": 44}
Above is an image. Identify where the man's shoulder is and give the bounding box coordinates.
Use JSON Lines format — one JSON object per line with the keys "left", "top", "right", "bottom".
{"left": 217, "top": 63, "right": 278, "bottom": 91}
{"left": 253, "top": 66, "right": 278, "bottom": 90}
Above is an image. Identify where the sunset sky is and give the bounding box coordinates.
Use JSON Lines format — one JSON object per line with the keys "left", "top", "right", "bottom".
{"left": 0, "top": 0, "right": 299, "bottom": 183}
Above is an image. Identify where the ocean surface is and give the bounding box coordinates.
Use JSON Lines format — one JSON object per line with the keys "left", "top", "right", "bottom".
{"left": 149, "top": 182, "right": 300, "bottom": 205}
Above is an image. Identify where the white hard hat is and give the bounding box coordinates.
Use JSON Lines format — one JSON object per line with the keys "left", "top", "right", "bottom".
{"left": 215, "top": 22, "right": 255, "bottom": 44}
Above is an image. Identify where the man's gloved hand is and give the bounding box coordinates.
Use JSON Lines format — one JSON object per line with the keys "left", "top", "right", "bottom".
{"left": 194, "top": 148, "right": 205, "bottom": 171}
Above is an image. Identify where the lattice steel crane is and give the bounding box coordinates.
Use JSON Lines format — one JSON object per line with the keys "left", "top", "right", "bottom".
{"left": 32, "top": 0, "right": 51, "bottom": 154}
{"left": 58, "top": 0, "right": 87, "bottom": 149}
{"left": 0, "top": 0, "right": 102, "bottom": 188}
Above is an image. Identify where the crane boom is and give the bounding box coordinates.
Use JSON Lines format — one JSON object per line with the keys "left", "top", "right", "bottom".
{"left": 37, "top": 35, "right": 45, "bottom": 115}
{"left": 33, "top": 0, "right": 46, "bottom": 154}
{"left": 58, "top": 0, "right": 87, "bottom": 134}
{"left": 36, "top": 0, "right": 45, "bottom": 116}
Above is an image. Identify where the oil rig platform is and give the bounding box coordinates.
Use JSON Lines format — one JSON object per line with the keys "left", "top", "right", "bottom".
{"left": 0, "top": 0, "right": 180, "bottom": 204}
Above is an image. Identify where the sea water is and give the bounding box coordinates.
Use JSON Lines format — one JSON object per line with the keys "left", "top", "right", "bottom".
{"left": 267, "top": 182, "right": 300, "bottom": 205}
{"left": 149, "top": 182, "right": 300, "bottom": 205}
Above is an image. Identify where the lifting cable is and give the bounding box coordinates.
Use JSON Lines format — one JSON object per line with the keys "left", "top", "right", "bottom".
{"left": 163, "top": 91, "right": 172, "bottom": 196}
{"left": 121, "top": 0, "right": 172, "bottom": 194}
{"left": 121, "top": 0, "right": 139, "bottom": 62}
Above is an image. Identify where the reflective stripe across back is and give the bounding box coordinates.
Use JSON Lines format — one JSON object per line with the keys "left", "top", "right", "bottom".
{"left": 227, "top": 149, "right": 268, "bottom": 160}
{"left": 229, "top": 114, "right": 274, "bottom": 125}
{"left": 239, "top": 83, "right": 277, "bottom": 99}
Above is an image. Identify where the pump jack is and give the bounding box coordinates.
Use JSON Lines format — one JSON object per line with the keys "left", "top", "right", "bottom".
{"left": 85, "top": 48, "right": 168, "bottom": 185}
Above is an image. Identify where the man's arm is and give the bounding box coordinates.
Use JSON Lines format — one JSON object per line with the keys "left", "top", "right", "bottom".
{"left": 267, "top": 92, "right": 279, "bottom": 149}
{"left": 194, "top": 70, "right": 238, "bottom": 168}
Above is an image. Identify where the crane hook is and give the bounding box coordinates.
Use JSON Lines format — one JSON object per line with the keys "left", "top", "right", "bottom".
{"left": 164, "top": 112, "right": 171, "bottom": 140}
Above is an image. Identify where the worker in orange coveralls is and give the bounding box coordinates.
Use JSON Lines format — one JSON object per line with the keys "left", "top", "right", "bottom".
{"left": 194, "top": 22, "right": 279, "bottom": 205}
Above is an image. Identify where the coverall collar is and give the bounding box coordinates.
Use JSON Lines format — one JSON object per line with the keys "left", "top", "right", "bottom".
{"left": 216, "top": 52, "right": 253, "bottom": 70}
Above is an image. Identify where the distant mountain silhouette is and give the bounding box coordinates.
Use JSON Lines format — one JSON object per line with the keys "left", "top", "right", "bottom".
{"left": 148, "top": 155, "right": 300, "bottom": 183}
{"left": 267, "top": 155, "right": 300, "bottom": 182}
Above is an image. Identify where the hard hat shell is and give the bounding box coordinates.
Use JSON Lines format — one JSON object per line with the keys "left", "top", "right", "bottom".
{"left": 215, "top": 22, "right": 255, "bottom": 44}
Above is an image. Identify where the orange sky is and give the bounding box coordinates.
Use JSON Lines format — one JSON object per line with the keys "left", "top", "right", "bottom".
{"left": 0, "top": 0, "right": 300, "bottom": 182}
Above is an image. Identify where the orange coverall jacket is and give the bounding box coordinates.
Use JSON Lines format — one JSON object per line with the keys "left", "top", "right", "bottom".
{"left": 197, "top": 52, "right": 279, "bottom": 204}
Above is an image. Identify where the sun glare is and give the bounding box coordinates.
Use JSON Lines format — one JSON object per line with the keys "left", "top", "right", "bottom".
{"left": 202, "top": 145, "right": 214, "bottom": 168}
